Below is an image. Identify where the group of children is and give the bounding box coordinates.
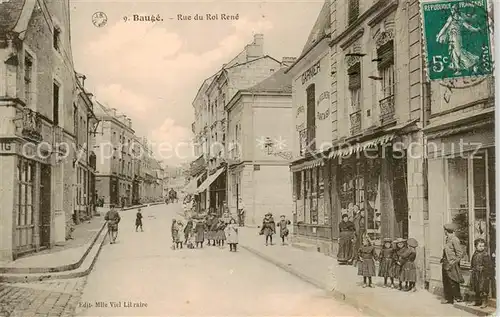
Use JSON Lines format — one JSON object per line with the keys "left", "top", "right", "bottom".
{"left": 357, "top": 236, "right": 418, "bottom": 291}
{"left": 171, "top": 214, "right": 239, "bottom": 252}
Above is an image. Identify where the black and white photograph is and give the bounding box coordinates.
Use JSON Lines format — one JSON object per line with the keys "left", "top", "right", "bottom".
{"left": 0, "top": 0, "right": 497, "bottom": 316}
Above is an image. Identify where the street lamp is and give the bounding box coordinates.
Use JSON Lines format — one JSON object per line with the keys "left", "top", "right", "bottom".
{"left": 264, "top": 137, "right": 274, "bottom": 154}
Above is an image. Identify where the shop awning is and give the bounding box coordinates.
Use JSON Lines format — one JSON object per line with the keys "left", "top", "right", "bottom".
{"left": 328, "top": 134, "right": 395, "bottom": 158}
{"left": 290, "top": 157, "right": 325, "bottom": 173}
{"left": 183, "top": 174, "right": 203, "bottom": 194}
{"left": 195, "top": 167, "right": 225, "bottom": 194}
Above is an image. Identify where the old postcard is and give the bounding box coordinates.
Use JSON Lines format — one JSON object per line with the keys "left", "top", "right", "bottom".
{"left": 0, "top": 0, "right": 497, "bottom": 316}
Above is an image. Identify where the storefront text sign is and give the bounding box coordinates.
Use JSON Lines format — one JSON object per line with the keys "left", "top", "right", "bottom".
{"left": 295, "top": 106, "right": 305, "bottom": 131}
{"left": 316, "top": 91, "right": 330, "bottom": 120}
{"left": 0, "top": 141, "right": 15, "bottom": 154}
{"left": 301, "top": 61, "right": 321, "bottom": 85}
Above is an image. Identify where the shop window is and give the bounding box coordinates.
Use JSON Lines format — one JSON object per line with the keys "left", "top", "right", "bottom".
{"left": 311, "top": 167, "right": 318, "bottom": 224}
{"left": 16, "top": 158, "right": 35, "bottom": 227}
{"left": 446, "top": 150, "right": 494, "bottom": 265}
{"left": 295, "top": 171, "right": 302, "bottom": 200}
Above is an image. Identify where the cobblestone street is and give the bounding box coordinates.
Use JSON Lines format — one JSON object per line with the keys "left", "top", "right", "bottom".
{"left": 0, "top": 278, "right": 85, "bottom": 317}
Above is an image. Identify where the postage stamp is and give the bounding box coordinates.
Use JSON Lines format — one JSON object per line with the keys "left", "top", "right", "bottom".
{"left": 421, "top": 0, "right": 493, "bottom": 81}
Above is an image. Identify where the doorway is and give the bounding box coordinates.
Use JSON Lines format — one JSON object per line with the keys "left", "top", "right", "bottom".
{"left": 39, "top": 164, "right": 51, "bottom": 248}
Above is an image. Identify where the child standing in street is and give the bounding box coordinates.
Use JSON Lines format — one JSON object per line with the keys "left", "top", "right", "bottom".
{"left": 378, "top": 238, "right": 395, "bottom": 288}
{"left": 216, "top": 218, "right": 226, "bottom": 247}
{"left": 394, "top": 238, "right": 409, "bottom": 290}
{"left": 278, "top": 215, "right": 291, "bottom": 245}
{"left": 358, "top": 237, "right": 378, "bottom": 288}
{"left": 171, "top": 219, "right": 179, "bottom": 249}
{"left": 135, "top": 208, "right": 143, "bottom": 232}
{"left": 401, "top": 238, "right": 418, "bottom": 292}
{"left": 470, "top": 238, "right": 493, "bottom": 308}
{"left": 225, "top": 218, "right": 239, "bottom": 252}
{"left": 176, "top": 221, "right": 184, "bottom": 249}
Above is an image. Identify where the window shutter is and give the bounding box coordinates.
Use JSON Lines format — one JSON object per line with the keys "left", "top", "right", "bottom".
{"left": 377, "top": 40, "right": 394, "bottom": 69}
{"left": 348, "top": 62, "right": 361, "bottom": 89}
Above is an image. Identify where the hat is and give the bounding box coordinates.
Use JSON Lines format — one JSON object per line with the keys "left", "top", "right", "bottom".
{"left": 393, "top": 238, "right": 406, "bottom": 244}
{"left": 407, "top": 238, "right": 418, "bottom": 248}
{"left": 341, "top": 213, "right": 349, "bottom": 219}
{"left": 382, "top": 238, "right": 393, "bottom": 243}
{"left": 265, "top": 212, "right": 272, "bottom": 216}
{"left": 443, "top": 223, "right": 457, "bottom": 232}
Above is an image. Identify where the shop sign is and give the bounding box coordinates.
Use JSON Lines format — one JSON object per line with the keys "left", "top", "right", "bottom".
{"left": 316, "top": 91, "right": 330, "bottom": 120}
{"left": 295, "top": 106, "right": 305, "bottom": 131}
{"left": 0, "top": 141, "right": 15, "bottom": 154}
{"left": 301, "top": 60, "right": 321, "bottom": 85}
{"left": 421, "top": 0, "right": 492, "bottom": 80}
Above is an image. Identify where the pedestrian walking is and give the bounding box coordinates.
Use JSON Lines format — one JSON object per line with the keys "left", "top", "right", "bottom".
{"left": 216, "top": 218, "right": 226, "bottom": 247}
{"left": 441, "top": 223, "right": 464, "bottom": 304}
{"left": 259, "top": 213, "right": 276, "bottom": 246}
{"left": 105, "top": 205, "right": 121, "bottom": 244}
{"left": 357, "top": 236, "right": 378, "bottom": 288}
{"left": 135, "top": 208, "right": 143, "bottom": 232}
{"left": 171, "top": 219, "right": 183, "bottom": 249}
{"left": 337, "top": 214, "right": 355, "bottom": 264}
{"left": 194, "top": 218, "right": 205, "bottom": 248}
{"left": 225, "top": 218, "right": 239, "bottom": 252}
{"left": 277, "top": 215, "right": 291, "bottom": 245}
{"left": 378, "top": 238, "right": 395, "bottom": 288}
{"left": 400, "top": 238, "right": 418, "bottom": 292}
{"left": 469, "top": 238, "right": 493, "bottom": 308}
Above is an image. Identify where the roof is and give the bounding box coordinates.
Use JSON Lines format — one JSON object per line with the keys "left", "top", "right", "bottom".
{"left": 300, "top": 1, "right": 330, "bottom": 56}
{"left": 245, "top": 68, "right": 292, "bottom": 94}
{"left": 0, "top": 0, "right": 26, "bottom": 37}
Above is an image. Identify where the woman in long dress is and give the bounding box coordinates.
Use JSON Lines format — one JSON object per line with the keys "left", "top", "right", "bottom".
{"left": 436, "top": 3, "right": 481, "bottom": 75}
{"left": 337, "top": 214, "right": 355, "bottom": 264}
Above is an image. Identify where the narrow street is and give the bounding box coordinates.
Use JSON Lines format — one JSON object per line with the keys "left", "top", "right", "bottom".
{"left": 75, "top": 204, "right": 363, "bottom": 316}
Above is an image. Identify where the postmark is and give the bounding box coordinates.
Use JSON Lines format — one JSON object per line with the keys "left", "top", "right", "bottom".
{"left": 92, "top": 11, "right": 108, "bottom": 27}
{"left": 421, "top": 0, "right": 492, "bottom": 81}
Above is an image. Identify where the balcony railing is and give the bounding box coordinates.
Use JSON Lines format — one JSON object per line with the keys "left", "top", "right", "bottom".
{"left": 20, "top": 108, "right": 42, "bottom": 142}
{"left": 379, "top": 94, "right": 395, "bottom": 125}
{"left": 299, "top": 126, "right": 316, "bottom": 156}
{"left": 350, "top": 111, "right": 362, "bottom": 135}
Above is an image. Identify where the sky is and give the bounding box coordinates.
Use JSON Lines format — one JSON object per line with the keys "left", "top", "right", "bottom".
{"left": 70, "top": 0, "right": 325, "bottom": 166}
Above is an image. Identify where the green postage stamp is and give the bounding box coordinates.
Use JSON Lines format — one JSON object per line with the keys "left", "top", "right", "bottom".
{"left": 421, "top": 0, "right": 493, "bottom": 81}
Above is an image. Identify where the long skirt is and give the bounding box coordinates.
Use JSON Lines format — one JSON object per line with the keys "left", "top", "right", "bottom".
{"left": 378, "top": 258, "right": 394, "bottom": 277}
{"left": 206, "top": 231, "right": 216, "bottom": 240}
{"left": 391, "top": 263, "right": 402, "bottom": 280}
{"left": 337, "top": 232, "right": 353, "bottom": 262}
{"left": 195, "top": 230, "right": 204, "bottom": 243}
{"left": 216, "top": 230, "right": 226, "bottom": 241}
{"left": 400, "top": 261, "right": 417, "bottom": 282}
{"left": 263, "top": 228, "right": 274, "bottom": 236}
{"left": 470, "top": 270, "right": 490, "bottom": 296}
{"left": 358, "top": 258, "right": 376, "bottom": 277}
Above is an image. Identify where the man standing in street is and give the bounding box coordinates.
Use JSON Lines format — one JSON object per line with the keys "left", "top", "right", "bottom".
{"left": 441, "top": 223, "right": 464, "bottom": 304}
{"left": 237, "top": 198, "right": 245, "bottom": 227}
{"left": 105, "top": 205, "right": 121, "bottom": 244}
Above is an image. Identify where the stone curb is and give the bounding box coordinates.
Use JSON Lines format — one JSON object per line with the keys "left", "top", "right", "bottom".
{"left": 0, "top": 222, "right": 107, "bottom": 275}
{"left": 240, "top": 243, "right": 396, "bottom": 317}
{"left": 0, "top": 224, "right": 109, "bottom": 283}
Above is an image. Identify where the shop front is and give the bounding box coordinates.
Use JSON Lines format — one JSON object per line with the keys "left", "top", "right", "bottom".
{"left": 426, "top": 120, "right": 496, "bottom": 297}
{"left": 0, "top": 138, "right": 52, "bottom": 261}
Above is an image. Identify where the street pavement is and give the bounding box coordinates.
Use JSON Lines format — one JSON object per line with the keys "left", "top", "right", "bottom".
{"left": 75, "top": 203, "right": 364, "bottom": 316}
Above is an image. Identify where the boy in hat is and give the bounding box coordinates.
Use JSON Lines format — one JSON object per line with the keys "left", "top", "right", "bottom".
{"left": 469, "top": 238, "right": 492, "bottom": 308}
{"left": 441, "top": 223, "right": 464, "bottom": 304}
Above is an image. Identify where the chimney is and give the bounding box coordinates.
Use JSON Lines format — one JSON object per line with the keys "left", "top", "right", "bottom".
{"left": 247, "top": 34, "right": 264, "bottom": 60}
{"left": 128, "top": 118, "right": 132, "bottom": 128}
{"left": 86, "top": 92, "right": 94, "bottom": 99}
{"left": 110, "top": 108, "right": 117, "bottom": 116}
{"left": 76, "top": 73, "right": 86, "bottom": 87}
{"left": 281, "top": 57, "right": 297, "bottom": 68}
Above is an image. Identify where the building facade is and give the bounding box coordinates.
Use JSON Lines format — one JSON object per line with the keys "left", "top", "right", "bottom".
{"left": 424, "top": 64, "right": 495, "bottom": 294}
{"left": 0, "top": 0, "right": 82, "bottom": 260}
{"left": 73, "top": 76, "right": 97, "bottom": 224}
{"left": 226, "top": 65, "right": 295, "bottom": 225}
{"left": 192, "top": 34, "right": 283, "bottom": 216}
{"left": 94, "top": 103, "right": 135, "bottom": 208}
{"left": 290, "top": 0, "right": 428, "bottom": 286}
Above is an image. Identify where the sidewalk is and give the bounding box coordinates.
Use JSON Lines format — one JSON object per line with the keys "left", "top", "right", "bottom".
{"left": 238, "top": 228, "right": 489, "bottom": 317}
{"left": 0, "top": 203, "right": 152, "bottom": 274}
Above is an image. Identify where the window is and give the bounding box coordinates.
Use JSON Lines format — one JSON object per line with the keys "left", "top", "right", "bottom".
{"left": 348, "top": 0, "right": 360, "bottom": 25}
{"left": 310, "top": 167, "right": 319, "bottom": 224}
{"left": 348, "top": 62, "right": 361, "bottom": 134}
{"left": 24, "top": 53, "right": 33, "bottom": 106}
{"left": 306, "top": 84, "right": 316, "bottom": 150}
{"left": 16, "top": 158, "right": 35, "bottom": 228}
{"left": 446, "top": 150, "right": 495, "bottom": 265}
{"left": 295, "top": 171, "right": 302, "bottom": 200}
{"left": 53, "top": 82, "right": 60, "bottom": 125}
{"left": 53, "top": 26, "right": 61, "bottom": 51}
